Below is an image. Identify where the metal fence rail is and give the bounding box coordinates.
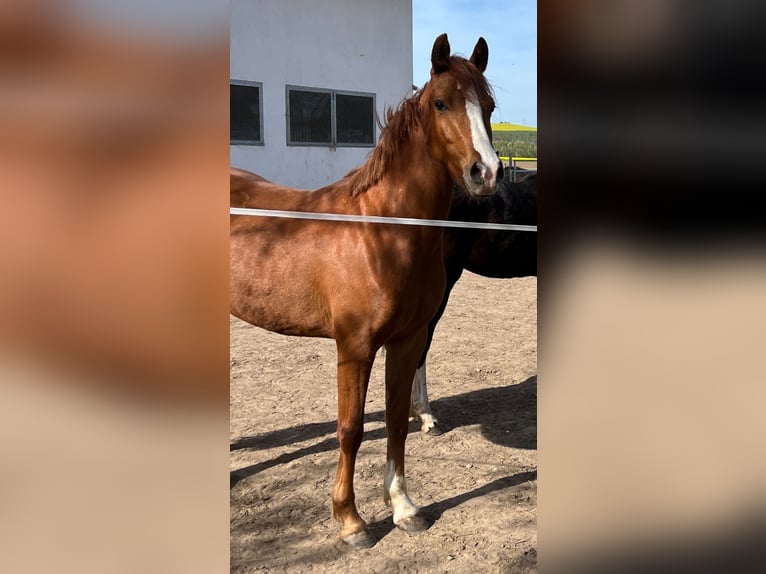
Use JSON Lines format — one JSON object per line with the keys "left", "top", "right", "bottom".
{"left": 230, "top": 207, "right": 537, "bottom": 232}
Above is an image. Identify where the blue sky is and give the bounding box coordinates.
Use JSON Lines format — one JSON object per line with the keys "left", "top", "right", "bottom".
{"left": 412, "top": 0, "right": 537, "bottom": 127}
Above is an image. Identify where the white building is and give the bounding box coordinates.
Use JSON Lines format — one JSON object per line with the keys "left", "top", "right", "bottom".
{"left": 230, "top": 0, "right": 413, "bottom": 189}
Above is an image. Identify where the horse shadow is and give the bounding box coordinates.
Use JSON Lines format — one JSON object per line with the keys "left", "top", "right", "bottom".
{"left": 431, "top": 374, "right": 536, "bottom": 448}
{"left": 230, "top": 375, "right": 536, "bottom": 488}
{"left": 366, "top": 468, "right": 537, "bottom": 542}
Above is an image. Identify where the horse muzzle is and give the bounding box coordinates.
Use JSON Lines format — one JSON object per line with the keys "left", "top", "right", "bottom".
{"left": 464, "top": 161, "right": 503, "bottom": 196}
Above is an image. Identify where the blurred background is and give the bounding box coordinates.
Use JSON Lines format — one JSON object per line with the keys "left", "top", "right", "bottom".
{"left": 539, "top": 1, "right": 766, "bottom": 572}
{"left": 0, "top": 1, "right": 230, "bottom": 572}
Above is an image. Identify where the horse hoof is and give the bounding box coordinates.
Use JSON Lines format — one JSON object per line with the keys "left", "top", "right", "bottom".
{"left": 341, "top": 529, "right": 378, "bottom": 549}
{"left": 425, "top": 425, "right": 443, "bottom": 436}
{"left": 397, "top": 514, "right": 430, "bottom": 533}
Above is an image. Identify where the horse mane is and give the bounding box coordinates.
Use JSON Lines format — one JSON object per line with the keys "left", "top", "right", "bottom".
{"left": 346, "top": 56, "right": 495, "bottom": 197}
{"left": 346, "top": 90, "right": 425, "bottom": 196}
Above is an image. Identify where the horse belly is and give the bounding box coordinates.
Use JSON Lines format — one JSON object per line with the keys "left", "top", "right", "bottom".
{"left": 231, "top": 283, "right": 330, "bottom": 338}
{"left": 229, "top": 236, "right": 332, "bottom": 338}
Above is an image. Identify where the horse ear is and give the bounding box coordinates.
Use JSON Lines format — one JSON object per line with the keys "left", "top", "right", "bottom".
{"left": 431, "top": 33, "right": 451, "bottom": 75}
{"left": 469, "top": 37, "right": 489, "bottom": 73}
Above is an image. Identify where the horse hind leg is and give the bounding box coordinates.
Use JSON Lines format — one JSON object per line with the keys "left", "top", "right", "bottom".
{"left": 409, "top": 289, "right": 454, "bottom": 436}
{"left": 409, "top": 362, "right": 442, "bottom": 435}
{"left": 384, "top": 331, "right": 431, "bottom": 533}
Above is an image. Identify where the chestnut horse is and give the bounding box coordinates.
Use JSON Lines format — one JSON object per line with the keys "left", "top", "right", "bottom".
{"left": 409, "top": 173, "right": 538, "bottom": 434}
{"left": 230, "top": 34, "right": 500, "bottom": 548}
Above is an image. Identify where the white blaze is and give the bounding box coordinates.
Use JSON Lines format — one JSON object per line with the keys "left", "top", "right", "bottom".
{"left": 465, "top": 88, "right": 500, "bottom": 176}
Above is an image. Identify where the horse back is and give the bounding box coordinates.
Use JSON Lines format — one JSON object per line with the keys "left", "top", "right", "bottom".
{"left": 230, "top": 168, "right": 289, "bottom": 208}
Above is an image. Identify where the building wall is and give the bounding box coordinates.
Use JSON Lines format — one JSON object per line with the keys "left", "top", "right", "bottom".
{"left": 230, "top": 0, "right": 413, "bottom": 189}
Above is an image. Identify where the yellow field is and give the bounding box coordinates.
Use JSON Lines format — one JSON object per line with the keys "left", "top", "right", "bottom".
{"left": 491, "top": 123, "right": 537, "bottom": 132}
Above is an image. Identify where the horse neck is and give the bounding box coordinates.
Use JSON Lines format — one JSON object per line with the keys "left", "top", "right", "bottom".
{"left": 366, "top": 129, "right": 454, "bottom": 221}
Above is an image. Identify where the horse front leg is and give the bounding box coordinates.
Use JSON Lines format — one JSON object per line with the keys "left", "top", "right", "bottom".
{"left": 384, "top": 329, "right": 431, "bottom": 533}
{"left": 332, "top": 344, "right": 376, "bottom": 548}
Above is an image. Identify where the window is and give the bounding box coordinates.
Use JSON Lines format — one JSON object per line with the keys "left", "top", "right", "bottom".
{"left": 286, "top": 86, "right": 375, "bottom": 147}
{"left": 230, "top": 80, "right": 263, "bottom": 145}
{"left": 336, "top": 92, "right": 375, "bottom": 145}
{"left": 287, "top": 87, "right": 332, "bottom": 145}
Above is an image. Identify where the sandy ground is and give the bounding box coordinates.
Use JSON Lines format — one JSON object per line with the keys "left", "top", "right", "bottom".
{"left": 230, "top": 273, "right": 537, "bottom": 573}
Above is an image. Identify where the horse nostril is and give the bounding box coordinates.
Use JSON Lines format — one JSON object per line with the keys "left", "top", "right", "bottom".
{"left": 470, "top": 162, "right": 484, "bottom": 184}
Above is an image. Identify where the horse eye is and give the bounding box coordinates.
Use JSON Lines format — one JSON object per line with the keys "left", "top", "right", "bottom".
{"left": 434, "top": 99, "right": 447, "bottom": 111}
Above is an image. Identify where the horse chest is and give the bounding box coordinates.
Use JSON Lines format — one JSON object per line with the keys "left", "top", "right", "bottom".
{"left": 373, "top": 260, "right": 446, "bottom": 335}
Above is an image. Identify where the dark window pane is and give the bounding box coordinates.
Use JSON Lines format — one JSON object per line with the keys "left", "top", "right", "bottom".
{"left": 231, "top": 84, "right": 261, "bottom": 142}
{"left": 336, "top": 94, "right": 374, "bottom": 145}
{"left": 289, "top": 90, "right": 331, "bottom": 144}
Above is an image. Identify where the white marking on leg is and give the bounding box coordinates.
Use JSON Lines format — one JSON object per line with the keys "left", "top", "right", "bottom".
{"left": 410, "top": 363, "right": 438, "bottom": 432}
{"left": 383, "top": 459, "right": 419, "bottom": 524}
{"left": 465, "top": 88, "right": 500, "bottom": 186}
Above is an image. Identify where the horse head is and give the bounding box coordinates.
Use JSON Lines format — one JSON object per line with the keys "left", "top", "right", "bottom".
{"left": 423, "top": 33, "right": 502, "bottom": 196}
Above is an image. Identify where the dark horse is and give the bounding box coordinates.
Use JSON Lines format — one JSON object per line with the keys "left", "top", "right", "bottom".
{"left": 230, "top": 34, "right": 501, "bottom": 548}
{"left": 409, "top": 172, "right": 537, "bottom": 434}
